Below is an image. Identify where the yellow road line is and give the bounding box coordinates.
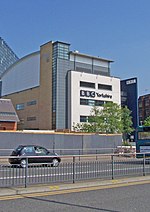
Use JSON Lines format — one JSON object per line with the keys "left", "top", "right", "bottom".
{"left": 1, "top": 180, "right": 150, "bottom": 201}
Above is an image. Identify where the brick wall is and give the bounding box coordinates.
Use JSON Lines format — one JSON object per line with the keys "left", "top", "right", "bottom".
{"left": 0, "top": 122, "right": 17, "bottom": 130}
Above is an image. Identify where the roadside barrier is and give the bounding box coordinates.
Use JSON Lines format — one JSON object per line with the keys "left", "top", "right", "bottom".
{"left": 0, "top": 153, "right": 150, "bottom": 188}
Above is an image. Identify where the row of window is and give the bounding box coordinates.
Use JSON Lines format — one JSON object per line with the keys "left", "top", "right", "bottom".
{"left": 80, "top": 81, "right": 112, "bottom": 91}
{"left": 80, "top": 98, "right": 111, "bottom": 106}
{"left": 53, "top": 43, "right": 69, "bottom": 60}
{"left": 139, "top": 100, "right": 150, "bottom": 107}
{"left": 0, "top": 112, "right": 16, "bottom": 116}
{"left": 80, "top": 116, "right": 90, "bottom": 122}
{"left": 27, "top": 117, "right": 36, "bottom": 121}
{"left": 80, "top": 115, "right": 102, "bottom": 123}
{"left": 16, "top": 100, "right": 37, "bottom": 110}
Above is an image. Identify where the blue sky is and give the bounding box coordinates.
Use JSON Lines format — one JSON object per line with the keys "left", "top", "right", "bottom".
{"left": 1, "top": 0, "right": 150, "bottom": 96}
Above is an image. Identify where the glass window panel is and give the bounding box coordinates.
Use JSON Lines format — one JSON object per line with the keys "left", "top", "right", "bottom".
{"left": 80, "top": 116, "right": 88, "bottom": 122}
{"left": 80, "top": 81, "right": 95, "bottom": 88}
{"left": 98, "top": 84, "right": 112, "bottom": 91}
{"left": 16, "top": 103, "right": 25, "bottom": 110}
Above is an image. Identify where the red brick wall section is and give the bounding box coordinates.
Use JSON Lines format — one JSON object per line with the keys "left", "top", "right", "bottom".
{"left": 0, "top": 122, "right": 17, "bottom": 131}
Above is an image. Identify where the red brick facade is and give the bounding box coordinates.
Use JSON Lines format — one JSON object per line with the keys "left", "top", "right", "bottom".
{"left": 0, "top": 122, "right": 17, "bottom": 130}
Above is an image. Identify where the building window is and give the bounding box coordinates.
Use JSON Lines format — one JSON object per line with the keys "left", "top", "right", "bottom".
{"left": 27, "top": 100, "right": 37, "bottom": 106}
{"left": 145, "top": 99, "right": 149, "bottom": 106}
{"left": 88, "top": 99, "right": 95, "bottom": 106}
{"left": 138, "top": 102, "right": 142, "bottom": 108}
{"left": 80, "top": 98, "right": 105, "bottom": 106}
{"left": 80, "top": 81, "right": 95, "bottom": 89}
{"left": 80, "top": 116, "right": 94, "bottom": 123}
{"left": 0, "top": 112, "right": 16, "bottom": 116}
{"left": 80, "top": 99, "right": 88, "bottom": 105}
{"left": 95, "top": 100, "right": 105, "bottom": 106}
{"left": 145, "top": 109, "right": 150, "bottom": 116}
{"left": 16, "top": 103, "right": 25, "bottom": 110}
{"left": 27, "top": 117, "right": 36, "bottom": 121}
{"left": 80, "top": 116, "right": 88, "bottom": 122}
{"left": 98, "top": 84, "right": 112, "bottom": 91}
{"left": 53, "top": 42, "right": 69, "bottom": 60}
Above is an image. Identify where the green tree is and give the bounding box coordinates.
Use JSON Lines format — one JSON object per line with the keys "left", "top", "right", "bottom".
{"left": 73, "top": 102, "right": 123, "bottom": 133}
{"left": 73, "top": 106, "right": 103, "bottom": 132}
{"left": 121, "top": 106, "right": 134, "bottom": 141}
{"left": 88, "top": 106, "right": 103, "bottom": 132}
{"left": 73, "top": 102, "right": 133, "bottom": 138}
{"left": 100, "top": 102, "right": 123, "bottom": 134}
{"left": 144, "top": 116, "right": 150, "bottom": 126}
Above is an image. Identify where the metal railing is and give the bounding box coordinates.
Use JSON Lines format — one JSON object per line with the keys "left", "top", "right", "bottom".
{"left": 0, "top": 153, "right": 150, "bottom": 188}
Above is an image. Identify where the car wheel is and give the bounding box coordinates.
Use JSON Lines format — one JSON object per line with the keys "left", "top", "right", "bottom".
{"left": 20, "top": 159, "right": 27, "bottom": 168}
{"left": 52, "top": 158, "right": 59, "bottom": 167}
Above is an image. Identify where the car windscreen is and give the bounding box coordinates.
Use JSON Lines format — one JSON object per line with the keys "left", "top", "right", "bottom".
{"left": 14, "top": 145, "right": 23, "bottom": 153}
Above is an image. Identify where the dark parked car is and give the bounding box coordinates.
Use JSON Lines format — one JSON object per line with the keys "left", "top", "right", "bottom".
{"left": 9, "top": 145, "right": 61, "bottom": 168}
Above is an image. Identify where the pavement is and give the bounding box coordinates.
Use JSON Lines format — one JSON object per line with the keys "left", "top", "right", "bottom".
{"left": 1, "top": 176, "right": 150, "bottom": 197}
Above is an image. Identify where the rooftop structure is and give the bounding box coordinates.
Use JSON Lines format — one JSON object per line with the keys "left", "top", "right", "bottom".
{"left": 0, "top": 37, "right": 19, "bottom": 77}
{"left": 0, "top": 98, "right": 19, "bottom": 130}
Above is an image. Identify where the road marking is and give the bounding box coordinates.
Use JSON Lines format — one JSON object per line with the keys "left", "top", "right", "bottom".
{"left": 0, "top": 179, "right": 150, "bottom": 201}
{"left": 49, "top": 186, "right": 59, "bottom": 190}
{"left": 111, "top": 180, "right": 119, "bottom": 183}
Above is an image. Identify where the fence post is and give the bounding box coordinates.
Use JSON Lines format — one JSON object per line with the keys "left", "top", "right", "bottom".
{"left": 73, "top": 156, "right": 75, "bottom": 184}
{"left": 53, "top": 141, "right": 55, "bottom": 153}
{"left": 111, "top": 155, "right": 114, "bottom": 180}
{"left": 79, "top": 150, "right": 80, "bottom": 161}
{"left": 12, "top": 164, "right": 15, "bottom": 186}
{"left": 96, "top": 149, "right": 98, "bottom": 160}
{"left": 25, "top": 158, "right": 28, "bottom": 188}
{"left": 143, "top": 153, "right": 146, "bottom": 176}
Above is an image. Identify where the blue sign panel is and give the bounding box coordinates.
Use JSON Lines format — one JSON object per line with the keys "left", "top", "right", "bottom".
{"left": 121, "top": 77, "right": 138, "bottom": 141}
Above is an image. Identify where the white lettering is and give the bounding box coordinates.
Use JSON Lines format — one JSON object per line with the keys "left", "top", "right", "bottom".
{"left": 80, "top": 90, "right": 112, "bottom": 99}
{"left": 126, "top": 79, "right": 136, "bottom": 85}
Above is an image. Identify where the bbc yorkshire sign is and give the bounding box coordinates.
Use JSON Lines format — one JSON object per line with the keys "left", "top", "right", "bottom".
{"left": 80, "top": 90, "right": 112, "bottom": 99}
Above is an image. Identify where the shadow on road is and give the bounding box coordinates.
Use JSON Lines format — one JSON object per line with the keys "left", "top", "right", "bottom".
{"left": 24, "top": 195, "right": 120, "bottom": 212}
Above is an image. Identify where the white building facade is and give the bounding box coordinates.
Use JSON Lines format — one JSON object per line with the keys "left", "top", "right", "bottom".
{"left": 67, "top": 71, "right": 120, "bottom": 129}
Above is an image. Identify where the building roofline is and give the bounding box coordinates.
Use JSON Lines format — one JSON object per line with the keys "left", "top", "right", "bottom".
{"left": 67, "top": 69, "right": 120, "bottom": 79}
{"left": 121, "top": 77, "right": 137, "bottom": 82}
{"left": 40, "top": 40, "right": 70, "bottom": 48}
{"left": 53, "top": 40, "right": 70, "bottom": 46}
{"left": 1, "top": 51, "right": 40, "bottom": 78}
{"left": 40, "top": 40, "right": 53, "bottom": 47}
{"left": 139, "top": 93, "right": 150, "bottom": 98}
{"left": 0, "top": 98, "right": 19, "bottom": 122}
{"left": 70, "top": 51, "right": 114, "bottom": 63}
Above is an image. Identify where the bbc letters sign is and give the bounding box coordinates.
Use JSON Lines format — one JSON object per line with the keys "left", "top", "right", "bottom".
{"left": 80, "top": 90, "right": 112, "bottom": 99}
{"left": 126, "top": 79, "right": 136, "bottom": 85}
{"left": 80, "top": 90, "right": 95, "bottom": 98}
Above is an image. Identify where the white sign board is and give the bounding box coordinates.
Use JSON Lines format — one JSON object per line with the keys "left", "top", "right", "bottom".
{"left": 126, "top": 79, "right": 136, "bottom": 85}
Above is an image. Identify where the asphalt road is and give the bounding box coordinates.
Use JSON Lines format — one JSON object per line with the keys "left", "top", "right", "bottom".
{"left": 0, "top": 181, "right": 150, "bottom": 212}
